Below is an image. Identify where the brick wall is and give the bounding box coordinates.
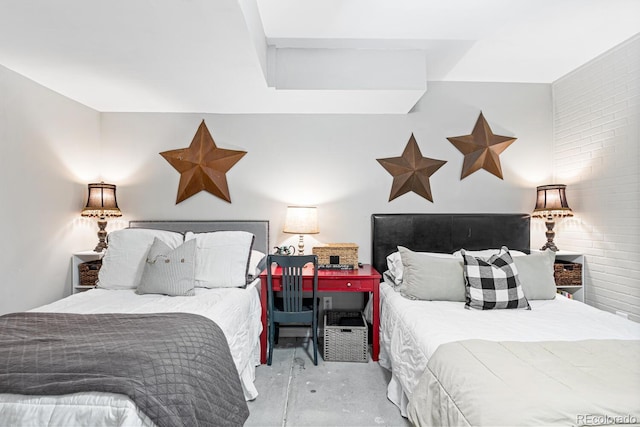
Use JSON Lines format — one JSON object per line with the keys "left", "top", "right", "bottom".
{"left": 552, "top": 34, "right": 639, "bottom": 320}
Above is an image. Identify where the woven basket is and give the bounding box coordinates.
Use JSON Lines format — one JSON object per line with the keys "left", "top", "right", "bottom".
{"left": 312, "top": 243, "right": 358, "bottom": 269}
{"left": 323, "top": 311, "right": 368, "bottom": 362}
{"left": 79, "top": 260, "right": 102, "bottom": 287}
{"left": 554, "top": 261, "right": 582, "bottom": 286}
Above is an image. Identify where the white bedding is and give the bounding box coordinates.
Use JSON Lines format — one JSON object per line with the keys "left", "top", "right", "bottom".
{"left": 378, "top": 281, "right": 640, "bottom": 416}
{"left": 0, "top": 280, "right": 262, "bottom": 426}
{"left": 409, "top": 339, "right": 640, "bottom": 426}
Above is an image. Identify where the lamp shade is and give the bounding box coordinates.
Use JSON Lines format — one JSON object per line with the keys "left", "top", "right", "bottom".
{"left": 532, "top": 184, "right": 573, "bottom": 218}
{"left": 283, "top": 206, "right": 319, "bottom": 234}
{"left": 81, "top": 182, "right": 122, "bottom": 218}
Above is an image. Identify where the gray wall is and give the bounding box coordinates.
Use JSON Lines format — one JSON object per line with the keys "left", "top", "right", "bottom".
{"left": 0, "top": 66, "right": 555, "bottom": 315}
{"left": 100, "top": 81, "right": 552, "bottom": 259}
{"left": 0, "top": 65, "right": 100, "bottom": 315}
{"left": 2, "top": 36, "right": 637, "bottom": 321}
{"left": 98, "top": 82, "right": 552, "bottom": 313}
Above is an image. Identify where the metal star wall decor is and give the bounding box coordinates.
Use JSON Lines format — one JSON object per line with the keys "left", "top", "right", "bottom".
{"left": 377, "top": 134, "right": 447, "bottom": 202}
{"left": 160, "top": 120, "right": 246, "bottom": 204}
{"left": 447, "top": 112, "right": 517, "bottom": 180}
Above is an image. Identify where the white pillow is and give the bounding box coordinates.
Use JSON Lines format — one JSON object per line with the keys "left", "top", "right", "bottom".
{"left": 386, "top": 249, "right": 457, "bottom": 288}
{"left": 97, "top": 228, "right": 184, "bottom": 290}
{"left": 452, "top": 248, "right": 527, "bottom": 259}
{"left": 386, "top": 251, "right": 404, "bottom": 285}
{"left": 248, "top": 250, "right": 267, "bottom": 280}
{"left": 136, "top": 238, "right": 196, "bottom": 297}
{"left": 185, "top": 231, "right": 254, "bottom": 288}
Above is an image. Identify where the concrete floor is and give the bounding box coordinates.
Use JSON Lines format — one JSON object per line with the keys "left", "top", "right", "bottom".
{"left": 245, "top": 337, "right": 411, "bottom": 427}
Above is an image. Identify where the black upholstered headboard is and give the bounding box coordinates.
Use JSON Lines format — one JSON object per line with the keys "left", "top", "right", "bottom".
{"left": 128, "top": 220, "right": 270, "bottom": 255}
{"left": 371, "top": 214, "right": 530, "bottom": 275}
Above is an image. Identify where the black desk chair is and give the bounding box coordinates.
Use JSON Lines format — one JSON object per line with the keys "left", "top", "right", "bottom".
{"left": 266, "top": 254, "right": 318, "bottom": 366}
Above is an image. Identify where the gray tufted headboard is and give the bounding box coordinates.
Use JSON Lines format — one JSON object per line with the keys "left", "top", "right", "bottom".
{"left": 128, "top": 220, "right": 269, "bottom": 254}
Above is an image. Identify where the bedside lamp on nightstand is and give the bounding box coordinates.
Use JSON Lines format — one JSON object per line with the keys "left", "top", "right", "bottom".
{"left": 532, "top": 184, "right": 573, "bottom": 252}
{"left": 283, "top": 206, "right": 319, "bottom": 256}
{"left": 81, "top": 182, "right": 122, "bottom": 253}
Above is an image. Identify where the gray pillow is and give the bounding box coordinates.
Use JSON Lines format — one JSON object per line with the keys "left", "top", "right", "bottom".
{"left": 513, "top": 249, "right": 557, "bottom": 300}
{"left": 136, "top": 238, "right": 196, "bottom": 296}
{"left": 398, "top": 246, "right": 466, "bottom": 301}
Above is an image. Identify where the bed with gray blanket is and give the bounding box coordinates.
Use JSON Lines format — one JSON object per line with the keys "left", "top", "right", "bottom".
{"left": 0, "top": 220, "right": 268, "bottom": 426}
{"left": 0, "top": 312, "right": 248, "bottom": 427}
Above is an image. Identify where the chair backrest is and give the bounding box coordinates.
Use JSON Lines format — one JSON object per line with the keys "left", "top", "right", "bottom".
{"left": 266, "top": 254, "right": 318, "bottom": 313}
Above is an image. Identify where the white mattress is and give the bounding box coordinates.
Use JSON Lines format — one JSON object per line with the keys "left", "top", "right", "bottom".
{"left": 0, "top": 280, "right": 262, "bottom": 426}
{"left": 378, "top": 281, "right": 640, "bottom": 416}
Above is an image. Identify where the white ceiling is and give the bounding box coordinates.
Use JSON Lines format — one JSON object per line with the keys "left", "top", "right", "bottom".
{"left": 0, "top": 0, "right": 638, "bottom": 114}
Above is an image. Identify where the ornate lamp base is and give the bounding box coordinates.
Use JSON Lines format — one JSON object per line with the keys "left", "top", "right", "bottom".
{"left": 539, "top": 216, "right": 559, "bottom": 252}
{"left": 94, "top": 217, "right": 108, "bottom": 253}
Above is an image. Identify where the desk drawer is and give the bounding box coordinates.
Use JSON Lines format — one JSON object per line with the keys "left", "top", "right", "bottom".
{"left": 321, "top": 279, "right": 372, "bottom": 291}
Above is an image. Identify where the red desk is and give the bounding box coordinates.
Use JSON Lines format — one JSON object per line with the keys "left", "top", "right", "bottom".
{"left": 259, "top": 264, "right": 381, "bottom": 364}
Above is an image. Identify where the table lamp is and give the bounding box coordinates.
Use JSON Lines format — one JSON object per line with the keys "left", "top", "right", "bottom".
{"left": 81, "top": 182, "right": 122, "bottom": 252}
{"left": 532, "top": 184, "right": 573, "bottom": 251}
{"left": 283, "top": 206, "right": 319, "bottom": 255}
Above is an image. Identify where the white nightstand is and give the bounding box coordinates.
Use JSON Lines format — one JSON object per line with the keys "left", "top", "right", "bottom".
{"left": 553, "top": 251, "right": 584, "bottom": 302}
{"left": 71, "top": 251, "right": 104, "bottom": 294}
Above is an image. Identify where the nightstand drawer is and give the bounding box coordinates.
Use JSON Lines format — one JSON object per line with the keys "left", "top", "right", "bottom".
{"left": 321, "top": 279, "right": 372, "bottom": 291}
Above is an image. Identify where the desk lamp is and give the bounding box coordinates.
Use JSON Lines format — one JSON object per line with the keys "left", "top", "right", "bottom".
{"left": 283, "top": 206, "right": 319, "bottom": 255}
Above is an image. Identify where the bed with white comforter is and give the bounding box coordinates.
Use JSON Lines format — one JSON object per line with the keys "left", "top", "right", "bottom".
{"left": 379, "top": 281, "right": 640, "bottom": 422}
{"left": 371, "top": 213, "right": 640, "bottom": 426}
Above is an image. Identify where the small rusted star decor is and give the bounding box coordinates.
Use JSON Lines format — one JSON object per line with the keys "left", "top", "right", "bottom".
{"left": 377, "top": 134, "right": 447, "bottom": 202}
{"left": 447, "top": 112, "right": 517, "bottom": 180}
{"left": 160, "top": 120, "right": 246, "bottom": 204}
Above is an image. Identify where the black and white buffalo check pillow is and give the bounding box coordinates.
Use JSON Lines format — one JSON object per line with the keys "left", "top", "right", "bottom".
{"left": 462, "top": 246, "right": 530, "bottom": 310}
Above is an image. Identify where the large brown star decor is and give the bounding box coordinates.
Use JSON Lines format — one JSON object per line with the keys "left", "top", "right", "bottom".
{"left": 160, "top": 120, "right": 246, "bottom": 204}
{"left": 447, "top": 112, "right": 517, "bottom": 180}
{"left": 377, "top": 134, "right": 447, "bottom": 202}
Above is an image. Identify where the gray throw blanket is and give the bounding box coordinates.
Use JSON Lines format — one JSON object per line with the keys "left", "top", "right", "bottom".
{"left": 0, "top": 312, "right": 249, "bottom": 427}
